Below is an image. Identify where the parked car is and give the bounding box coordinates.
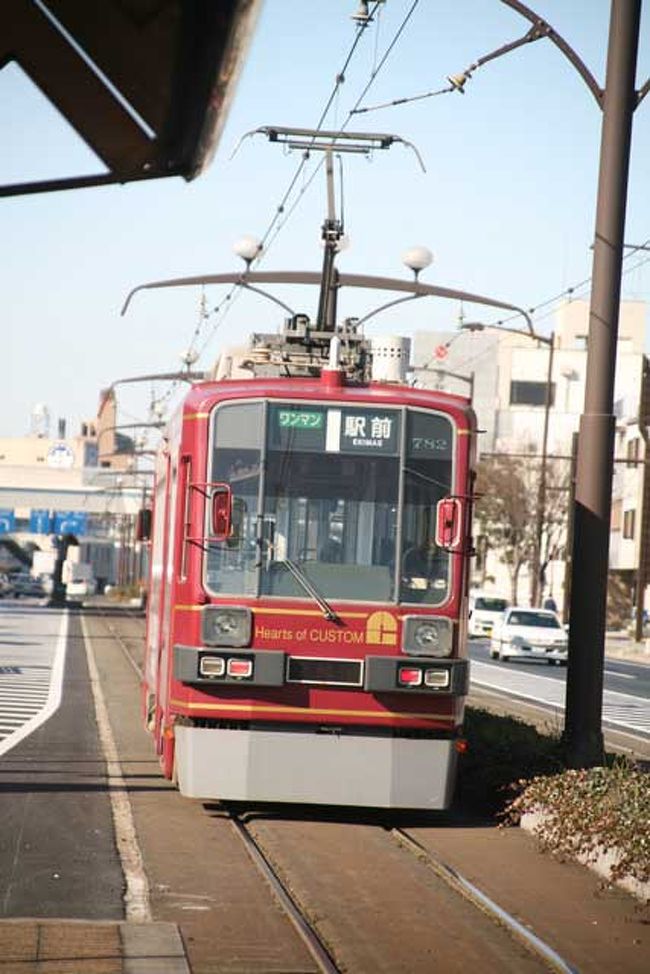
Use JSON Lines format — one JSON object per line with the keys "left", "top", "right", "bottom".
{"left": 66, "top": 578, "right": 97, "bottom": 598}
{"left": 0, "top": 573, "right": 14, "bottom": 597}
{"left": 468, "top": 592, "right": 509, "bottom": 638}
{"left": 11, "top": 572, "right": 46, "bottom": 598}
{"left": 490, "top": 606, "right": 568, "bottom": 665}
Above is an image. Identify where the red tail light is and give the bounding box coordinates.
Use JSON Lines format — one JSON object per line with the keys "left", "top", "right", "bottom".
{"left": 398, "top": 667, "right": 423, "bottom": 687}
{"left": 227, "top": 658, "right": 253, "bottom": 678}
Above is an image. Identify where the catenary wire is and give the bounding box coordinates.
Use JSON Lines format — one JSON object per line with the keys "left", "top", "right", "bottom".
{"left": 185, "top": 3, "right": 385, "bottom": 360}
{"left": 190, "top": 1, "right": 421, "bottom": 361}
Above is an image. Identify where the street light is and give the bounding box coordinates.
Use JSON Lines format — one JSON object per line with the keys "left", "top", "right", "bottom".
{"left": 460, "top": 320, "right": 554, "bottom": 607}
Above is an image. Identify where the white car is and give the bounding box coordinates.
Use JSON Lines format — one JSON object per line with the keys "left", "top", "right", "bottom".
{"left": 468, "top": 593, "right": 509, "bottom": 637}
{"left": 490, "top": 607, "right": 568, "bottom": 665}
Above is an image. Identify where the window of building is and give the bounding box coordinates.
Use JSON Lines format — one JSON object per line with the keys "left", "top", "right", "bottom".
{"left": 623, "top": 509, "right": 636, "bottom": 539}
{"left": 509, "top": 381, "right": 556, "bottom": 407}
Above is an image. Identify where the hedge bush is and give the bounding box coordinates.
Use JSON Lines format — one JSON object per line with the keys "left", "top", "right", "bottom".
{"left": 502, "top": 761, "right": 650, "bottom": 892}
{"left": 455, "top": 706, "right": 565, "bottom": 816}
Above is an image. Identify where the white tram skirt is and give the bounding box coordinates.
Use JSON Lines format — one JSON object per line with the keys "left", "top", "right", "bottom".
{"left": 175, "top": 725, "right": 458, "bottom": 809}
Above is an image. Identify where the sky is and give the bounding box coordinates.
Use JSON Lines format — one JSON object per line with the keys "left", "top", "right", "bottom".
{"left": 2, "top": 0, "right": 650, "bottom": 444}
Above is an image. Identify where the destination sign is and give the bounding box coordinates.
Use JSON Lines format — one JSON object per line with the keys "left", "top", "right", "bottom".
{"left": 278, "top": 410, "right": 324, "bottom": 430}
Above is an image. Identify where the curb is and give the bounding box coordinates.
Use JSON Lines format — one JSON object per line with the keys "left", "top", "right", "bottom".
{"left": 520, "top": 812, "right": 650, "bottom": 904}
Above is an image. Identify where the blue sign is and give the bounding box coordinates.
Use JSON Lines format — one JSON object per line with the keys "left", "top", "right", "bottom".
{"left": 30, "top": 510, "right": 53, "bottom": 534}
{"left": 0, "top": 510, "right": 15, "bottom": 534}
{"left": 53, "top": 511, "right": 88, "bottom": 536}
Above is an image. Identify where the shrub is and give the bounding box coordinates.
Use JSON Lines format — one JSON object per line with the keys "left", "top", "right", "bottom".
{"left": 502, "top": 760, "right": 650, "bottom": 891}
{"left": 456, "top": 706, "right": 565, "bottom": 816}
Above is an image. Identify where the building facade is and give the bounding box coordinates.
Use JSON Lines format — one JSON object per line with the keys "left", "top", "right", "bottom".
{"left": 0, "top": 399, "right": 149, "bottom": 588}
{"left": 414, "top": 300, "right": 648, "bottom": 613}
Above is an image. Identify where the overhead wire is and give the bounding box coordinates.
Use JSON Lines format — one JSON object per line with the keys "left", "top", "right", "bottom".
{"left": 189, "top": 0, "right": 422, "bottom": 362}
{"left": 259, "top": 0, "right": 421, "bottom": 257}
{"left": 186, "top": 3, "right": 386, "bottom": 361}
{"left": 479, "top": 237, "right": 650, "bottom": 335}
{"left": 429, "top": 240, "right": 650, "bottom": 379}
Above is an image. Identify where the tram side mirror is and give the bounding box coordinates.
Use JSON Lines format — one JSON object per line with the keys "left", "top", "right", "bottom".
{"left": 210, "top": 484, "right": 232, "bottom": 542}
{"left": 136, "top": 508, "right": 152, "bottom": 542}
{"left": 435, "top": 497, "right": 462, "bottom": 550}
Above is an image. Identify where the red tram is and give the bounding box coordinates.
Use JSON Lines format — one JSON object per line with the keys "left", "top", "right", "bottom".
{"left": 139, "top": 285, "right": 476, "bottom": 808}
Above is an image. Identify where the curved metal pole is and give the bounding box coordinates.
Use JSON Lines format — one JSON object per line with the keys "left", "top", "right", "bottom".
{"left": 121, "top": 268, "right": 533, "bottom": 334}
{"left": 637, "top": 76, "right": 650, "bottom": 106}
{"left": 499, "top": 0, "right": 603, "bottom": 105}
{"left": 238, "top": 280, "right": 295, "bottom": 315}
{"left": 111, "top": 371, "right": 205, "bottom": 387}
{"left": 354, "top": 292, "right": 423, "bottom": 327}
{"left": 462, "top": 320, "right": 549, "bottom": 345}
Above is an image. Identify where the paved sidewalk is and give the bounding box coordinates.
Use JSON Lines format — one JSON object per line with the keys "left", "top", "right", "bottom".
{"left": 414, "top": 822, "right": 649, "bottom": 974}
{"left": 605, "top": 631, "right": 650, "bottom": 662}
{"left": 0, "top": 920, "right": 190, "bottom": 973}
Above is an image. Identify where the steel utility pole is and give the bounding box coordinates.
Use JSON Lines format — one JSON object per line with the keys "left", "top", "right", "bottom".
{"left": 458, "top": 1, "right": 648, "bottom": 764}
{"left": 565, "top": 0, "right": 642, "bottom": 767}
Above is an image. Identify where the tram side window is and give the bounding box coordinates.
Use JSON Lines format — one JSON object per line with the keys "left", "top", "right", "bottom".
{"left": 206, "top": 402, "right": 262, "bottom": 596}
{"left": 400, "top": 411, "right": 454, "bottom": 605}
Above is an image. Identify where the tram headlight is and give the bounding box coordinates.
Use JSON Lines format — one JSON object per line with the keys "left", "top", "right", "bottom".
{"left": 402, "top": 616, "right": 452, "bottom": 657}
{"left": 202, "top": 606, "right": 252, "bottom": 647}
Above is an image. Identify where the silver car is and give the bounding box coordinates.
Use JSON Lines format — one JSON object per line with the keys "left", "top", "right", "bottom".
{"left": 490, "top": 607, "right": 568, "bottom": 665}
{"left": 0, "top": 573, "right": 14, "bottom": 597}
{"left": 11, "top": 572, "right": 46, "bottom": 598}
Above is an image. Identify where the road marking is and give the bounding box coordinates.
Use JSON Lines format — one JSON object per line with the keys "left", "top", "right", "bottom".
{"left": 0, "top": 611, "right": 67, "bottom": 758}
{"left": 471, "top": 660, "right": 650, "bottom": 737}
{"left": 81, "top": 614, "right": 151, "bottom": 922}
{"left": 603, "top": 668, "right": 635, "bottom": 680}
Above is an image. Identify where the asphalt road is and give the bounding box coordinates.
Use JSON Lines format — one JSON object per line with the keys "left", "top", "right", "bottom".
{"left": 468, "top": 637, "right": 650, "bottom": 746}
{"left": 469, "top": 636, "right": 650, "bottom": 697}
{"left": 0, "top": 604, "right": 124, "bottom": 919}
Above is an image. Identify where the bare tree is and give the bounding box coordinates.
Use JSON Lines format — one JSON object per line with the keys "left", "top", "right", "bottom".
{"left": 475, "top": 455, "right": 569, "bottom": 605}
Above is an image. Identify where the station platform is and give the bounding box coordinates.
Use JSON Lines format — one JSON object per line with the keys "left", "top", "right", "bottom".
{"left": 0, "top": 919, "right": 189, "bottom": 973}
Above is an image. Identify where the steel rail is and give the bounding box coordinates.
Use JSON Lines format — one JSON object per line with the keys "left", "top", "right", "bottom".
{"left": 390, "top": 827, "right": 579, "bottom": 974}
{"left": 229, "top": 813, "right": 342, "bottom": 974}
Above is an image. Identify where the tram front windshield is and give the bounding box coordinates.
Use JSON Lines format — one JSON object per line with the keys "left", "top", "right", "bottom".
{"left": 206, "top": 400, "right": 454, "bottom": 605}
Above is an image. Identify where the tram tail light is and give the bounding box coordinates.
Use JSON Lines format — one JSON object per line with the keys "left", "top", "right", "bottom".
{"left": 199, "top": 656, "right": 226, "bottom": 678}
{"left": 227, "top": 658, "right": 253, "bottom": 679}
{"left": 398, "top": 667, "right": 423, "bottom": 687}
{"left": 424, "top": 669, "right": 450, "bottom": 689}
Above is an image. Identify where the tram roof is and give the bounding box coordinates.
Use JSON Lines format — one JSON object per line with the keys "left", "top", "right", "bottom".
{"left": 2, "top": 0, "right": 261, "bottom": 197}
{"left": 181, "top": 376, "right": 474, "bottom": 418}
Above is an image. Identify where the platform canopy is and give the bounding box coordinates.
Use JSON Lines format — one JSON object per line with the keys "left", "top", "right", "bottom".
{"left": 1, "top": 0, "right": 261, "bottom": 196}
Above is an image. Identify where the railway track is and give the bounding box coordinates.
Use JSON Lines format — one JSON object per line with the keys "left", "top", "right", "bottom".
{"left": 224, "top": 807, "right": 579, "bottom": 974}
{"left": 94, "top": 604, "right": 579, "bottom": 974}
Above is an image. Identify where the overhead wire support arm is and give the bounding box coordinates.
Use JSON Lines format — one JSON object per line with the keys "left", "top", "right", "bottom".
{"left": 121, "top": 269, "right": 533, "bottom": 334}
{"left": 498, "top": 0, "right": 603, "bottom": 105}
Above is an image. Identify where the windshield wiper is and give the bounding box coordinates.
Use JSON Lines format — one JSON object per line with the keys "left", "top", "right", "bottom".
{"left": 282, "top": 558, "right": 340, "bottom": 623}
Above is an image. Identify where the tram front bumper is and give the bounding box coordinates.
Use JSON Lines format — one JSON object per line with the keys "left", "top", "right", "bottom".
{"left": 174, "top": 724, "right": 458, "bottom": 809}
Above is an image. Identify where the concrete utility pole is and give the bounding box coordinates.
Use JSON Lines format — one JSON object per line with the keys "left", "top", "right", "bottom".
{"left": 565, "top": 1, "right": 642, "bottom": 767}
